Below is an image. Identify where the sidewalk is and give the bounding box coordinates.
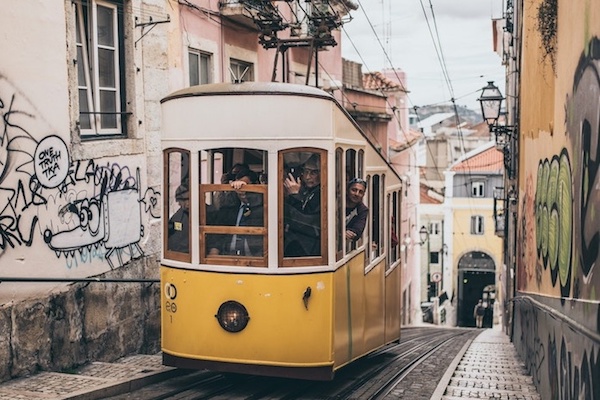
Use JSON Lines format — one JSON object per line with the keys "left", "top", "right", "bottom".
{"left": 0, "top": 354, "right": 181, "bottom": 400}
{"left": 432, "top": 324, "right": 541, "bottom": 400}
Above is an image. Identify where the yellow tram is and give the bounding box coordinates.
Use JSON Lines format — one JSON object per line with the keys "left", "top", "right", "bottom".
{"left": 160, "top": 82, "right": 403, "bottom": 380}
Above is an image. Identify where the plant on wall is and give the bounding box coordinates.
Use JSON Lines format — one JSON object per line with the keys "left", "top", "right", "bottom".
{"left": 537, "top": 0, "right": 558, "bottom": 73}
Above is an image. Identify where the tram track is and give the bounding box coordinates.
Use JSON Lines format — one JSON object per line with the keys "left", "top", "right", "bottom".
{"left": 105, "top": 327, "right": 479, "bottom": 400}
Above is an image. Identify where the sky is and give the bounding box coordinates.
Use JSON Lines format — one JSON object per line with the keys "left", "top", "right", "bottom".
{"left": 340, "top": 0, "right": 506, "bottom": 113}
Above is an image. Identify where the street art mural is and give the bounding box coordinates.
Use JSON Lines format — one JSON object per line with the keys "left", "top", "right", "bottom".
{"left": 515, "top": 36, "right": 600, "bottom": 400}
{"left": 0, "top": 74, "right": 160, "bottom": 271}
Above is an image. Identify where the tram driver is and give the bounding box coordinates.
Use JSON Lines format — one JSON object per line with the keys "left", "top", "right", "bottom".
{"left": 283, "top": 153, "right": 321, "bottom": 257}
{"left": 167, "top": 185, "right": 190, "bottom": 253}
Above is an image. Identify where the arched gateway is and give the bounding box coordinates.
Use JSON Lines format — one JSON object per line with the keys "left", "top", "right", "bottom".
{"left": 456, "top": 251, "right": 495, "bottom": 327}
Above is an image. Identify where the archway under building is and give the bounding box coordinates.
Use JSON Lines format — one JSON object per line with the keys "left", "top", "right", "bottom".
{"left": 456, "top": 251, "right": 495, "bottom": 327}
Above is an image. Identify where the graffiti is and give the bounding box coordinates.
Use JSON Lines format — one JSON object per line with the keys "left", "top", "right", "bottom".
{"left": 64, "top": 245, "right": 107, "bottom": 269}
{"left": 517, "top": 303, "right": 600, "bottom": 400}
{"left": 566, "top": 37, "right": 600, "bottom": 294}
{"left": 141, "top": 187, "right": 161, "bottom": 219}
{"left": 34, "top": 135, "right": 69, "bottom": 189}
{"left": 534, "top": 151, "right": 573, "bottom": 298}
{"left": 517, "top": 305, "right": 545, "bottom": 386}
{"left": 43, "top": 168, "right": 146, "bottom": 269}
{"left": 0, "top": 75, "right": 161, "bottom": 271}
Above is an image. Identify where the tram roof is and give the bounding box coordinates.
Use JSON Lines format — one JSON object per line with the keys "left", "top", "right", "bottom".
{"left": 161, "top": 82, "right": 334, "bottom": 103}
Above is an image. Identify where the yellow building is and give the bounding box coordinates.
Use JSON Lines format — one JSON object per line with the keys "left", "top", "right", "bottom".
{"left": 443, "top": 142, "right": 504, "bottom": 327}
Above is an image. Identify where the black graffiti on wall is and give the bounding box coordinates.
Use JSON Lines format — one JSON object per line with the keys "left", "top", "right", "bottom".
{"left": 566, "top": 37, "right": 600, "bottom": 299}
{"left": 517, "top": 304, "right": 600, "bottom": 400}
{"left": 0, "top": 74, "right": 161, "bottom": 269}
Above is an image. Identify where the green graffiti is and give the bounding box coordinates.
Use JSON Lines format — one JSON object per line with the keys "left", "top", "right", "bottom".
{"left": 535, "top": 151, "right": 573, "bottom": 290}
{"left": 557, "top": 152, "right": 572, "bottom": 288}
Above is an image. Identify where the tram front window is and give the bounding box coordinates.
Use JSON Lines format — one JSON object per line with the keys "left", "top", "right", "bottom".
{"left": 200, "top": 148, "right": 268, "bottom": 266}
{"left": 164, "top": 149, "right": 191, "bottom": 261}
{"left": 282, "top": 150, "right": 326, "bottom": 262}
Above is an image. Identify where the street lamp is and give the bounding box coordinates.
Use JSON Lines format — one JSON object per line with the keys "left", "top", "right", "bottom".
{"left": 419, "top": 225, "right": 433, "bottom": 300}
{"left": 478, "top": 81, "right": 513, "bottom": 150}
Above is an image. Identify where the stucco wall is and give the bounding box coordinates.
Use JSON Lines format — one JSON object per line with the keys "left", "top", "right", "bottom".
{"left": 514, "top": 0, "right": 600, "bottom": 398}
{"left": 0, "top": 0, "right": 167, "bottom": 382}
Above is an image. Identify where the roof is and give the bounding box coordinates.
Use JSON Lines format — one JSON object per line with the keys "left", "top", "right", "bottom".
{"left": 450, "top": 141, "right": 503, "bottom": 173}
{"left": 362, "top": 72, "right": 405, "bottom": 91}
{"left": 416, "top": 112, "right": 455, "bottom": 128}
{"left": 420, "top": 183, "right": 444, "bottom": 204}
{"left": 389, "top": 129, "right": 422, "bottom": 151}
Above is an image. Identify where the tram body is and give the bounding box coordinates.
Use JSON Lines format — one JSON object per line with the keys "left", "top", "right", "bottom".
{"left": 160, "top": 82, "right": 403, "bottom": 380}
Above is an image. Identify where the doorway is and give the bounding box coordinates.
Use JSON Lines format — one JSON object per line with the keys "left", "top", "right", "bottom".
{"left": 456, "top": 251, "right": 495, "bottom": 327}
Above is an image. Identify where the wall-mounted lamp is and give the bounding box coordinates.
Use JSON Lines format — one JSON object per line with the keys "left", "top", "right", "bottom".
{"left": 419, "top": 225, "right": 434, "bottom": 300}
{"left": 478, "top": 81, "right": 514, "bottom": 151}
{"left": 419, "top": 225, "right": 429, "bottom": 245}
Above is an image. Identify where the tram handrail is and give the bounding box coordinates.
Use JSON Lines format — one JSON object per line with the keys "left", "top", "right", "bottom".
{"left": 512, "top": 295, "right": 600, "bottom": 344}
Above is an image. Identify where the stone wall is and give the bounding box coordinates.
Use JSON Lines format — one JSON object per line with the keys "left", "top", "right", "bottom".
{"left": 0, "top": 257, "right": 161, "bottom": 382}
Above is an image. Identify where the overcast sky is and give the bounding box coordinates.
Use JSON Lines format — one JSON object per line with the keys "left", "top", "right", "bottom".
{"left": 340, "top": 0, "right": 506, "bottom": 112}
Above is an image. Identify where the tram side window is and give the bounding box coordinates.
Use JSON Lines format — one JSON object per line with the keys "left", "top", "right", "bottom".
{"left": 389, "top": 191, "right": 400, "bottom": 265}
{"left": 371, "top": 174, "right": 381, "bottom": 259}
{"left": 199, "top": 148, "right": 268, "bottom": 266}
{"left": 165, "top": 150, "right": 191, "bottom": 258}
{"left": 335, "top": 148, "right": 344, "bottom": 260}
{"left": 281, "top": 149, "right": 326, "bottom": 263}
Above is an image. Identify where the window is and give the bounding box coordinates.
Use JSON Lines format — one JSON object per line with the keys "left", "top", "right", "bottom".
{"left": 164, "top": 149, "right": 191, "bottom": 262}
{"left": 471, "top": 215, "right": 484, "bottom": 235}
{"left": 472, "top": 181, "right": 485, "bottom": 197}
{"left": 430, "top": 251, "right": 440, "bottom": 264}
{"left": 189, "top": 50, "right": 211, "bottom": 85}
{"left": 199, "top": 148, "right": 268, "bottom": 267}
{"left": 280, "top": 148, "right": 327, "bottom": 266}
{"left": 429, "top": 221, "right": 440, "bottom": 235}
{"left": 230, "top": 59, "right": 254, "bottom": 83}
{"left": 370, "top": 174, "right": 381, "bottom": 259}
{"left": 336, "top": 148, "right": 343, "bottom": 260}
{"left": 388, "top": 191, "right": 400, "bottom": 267}
{"left": 76, "top": 0, "right": 126, "bottom": 138}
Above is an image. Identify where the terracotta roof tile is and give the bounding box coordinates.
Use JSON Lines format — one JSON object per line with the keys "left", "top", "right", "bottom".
{"left": 362, "top": 72, "right": 403, "bottom": 91}
{"left": 451, "top": 145, "right": 503, "bottom": 173}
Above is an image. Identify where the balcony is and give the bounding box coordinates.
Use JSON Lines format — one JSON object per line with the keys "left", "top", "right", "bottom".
{"left": 219, "top": 0, "right": 279, "bottom": 30}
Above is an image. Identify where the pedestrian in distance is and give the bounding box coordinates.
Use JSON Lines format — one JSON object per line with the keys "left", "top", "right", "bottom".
{"left": 474, "top": 299, "right": 485, "bottom": 328}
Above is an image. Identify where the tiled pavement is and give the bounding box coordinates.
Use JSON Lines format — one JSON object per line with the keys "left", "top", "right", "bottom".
{"left": 0, "top": 354, "right": 180, "bottom": 400}
{"left": 432, "top": 326, "right": 541, "bottom": 400}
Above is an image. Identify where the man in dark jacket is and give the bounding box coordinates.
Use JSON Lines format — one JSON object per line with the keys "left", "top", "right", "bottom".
{"left": 208, "top": 169, "right": 264, "bottom": 256}
{"left": 283, "top": 154, "right": 321, "bottom": 257}
{"left": 167, "top": 185, "right": 190, "bottom": 253}
{"left": 345, "top": 178, "right": 368, "bottom": 241}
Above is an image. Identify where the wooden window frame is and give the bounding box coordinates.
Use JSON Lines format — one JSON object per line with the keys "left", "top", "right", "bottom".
{"left": 163, "top": 148, "right": 191, "bottom": 263}
{"left": 279, "top": 148, "right": 328, "bottom": 267}
{"left": 199, "top": 184, "right": 268, "bottom": 267}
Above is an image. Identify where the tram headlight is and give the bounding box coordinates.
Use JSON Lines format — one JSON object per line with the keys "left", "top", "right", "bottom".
{"left": 215, "top": 301, "right": 250, "bottom": 333}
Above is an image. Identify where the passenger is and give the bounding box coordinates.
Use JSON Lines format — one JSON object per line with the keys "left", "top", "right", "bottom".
{"left": 474, "top": 299, "right": 485, "bottom": 328}
{"left": 208, "top": 169, "right": 264, "bottom": 256}
{"left": 345, "top": 178, "right": 368, "bottom": 241}
{"left": 214, "top": 163, "right": 250, "bottom": 210}
{"left": 283, "top": 154, "right": 321, "bottom": 257}
{"left": 167, "top": 185, "right": 190, "bottom": 253}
